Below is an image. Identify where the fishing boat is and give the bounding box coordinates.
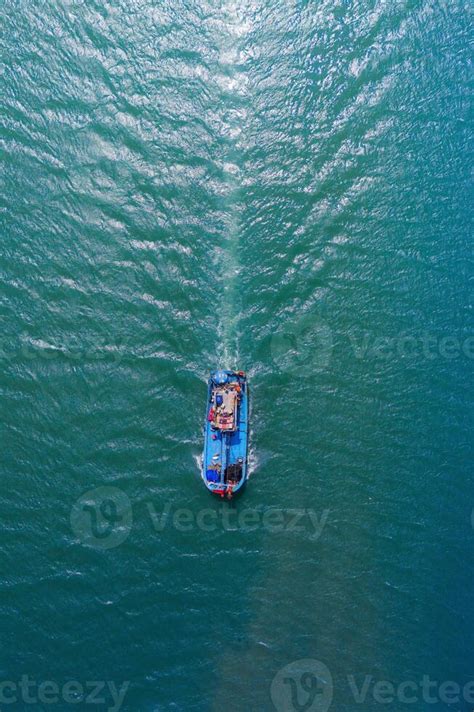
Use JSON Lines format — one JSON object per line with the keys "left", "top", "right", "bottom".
{"left": 201, "top": 369, "right": 249, "bottom": 498}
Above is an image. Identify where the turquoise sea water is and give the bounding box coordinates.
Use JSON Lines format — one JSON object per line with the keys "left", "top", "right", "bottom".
{"left": 2, "top": 1, "right": 473, "bottom": 711}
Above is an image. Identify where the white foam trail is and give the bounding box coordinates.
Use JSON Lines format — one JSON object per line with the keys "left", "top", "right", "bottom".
{"left": 217, "top": 210, "right": 241, "bottom": 369}
{"left": 213, "top": 1, "right": 252, "bottom": 369}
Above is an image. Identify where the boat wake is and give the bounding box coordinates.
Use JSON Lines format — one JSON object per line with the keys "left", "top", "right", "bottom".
{"left": 213, "top": 0, "right": 251, "bottom": 369}
{"left": 217, "top": 211, "right": 241, "bottom": 369}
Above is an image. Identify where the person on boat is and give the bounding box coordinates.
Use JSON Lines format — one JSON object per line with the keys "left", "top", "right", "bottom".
{"left": 208, "top": 407, "right": 215, "bottom": 422}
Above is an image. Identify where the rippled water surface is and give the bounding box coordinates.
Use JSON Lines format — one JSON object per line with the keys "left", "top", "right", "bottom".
{"left": 2, "top": 1, "right": 473, "bottom": 710}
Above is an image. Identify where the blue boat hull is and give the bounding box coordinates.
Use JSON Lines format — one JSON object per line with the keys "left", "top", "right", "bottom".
{"left": 201, "top": 370, "right": 249, "bottom": 498}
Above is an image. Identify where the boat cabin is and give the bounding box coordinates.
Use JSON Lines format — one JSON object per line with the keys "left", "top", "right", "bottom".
{"left": 209, "top": 382, "right": 241, "bottom": 432}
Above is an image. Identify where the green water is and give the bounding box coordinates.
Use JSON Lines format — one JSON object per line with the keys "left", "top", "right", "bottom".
{"left": 2, "top": 1, "right": 473, "bottom": 711}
